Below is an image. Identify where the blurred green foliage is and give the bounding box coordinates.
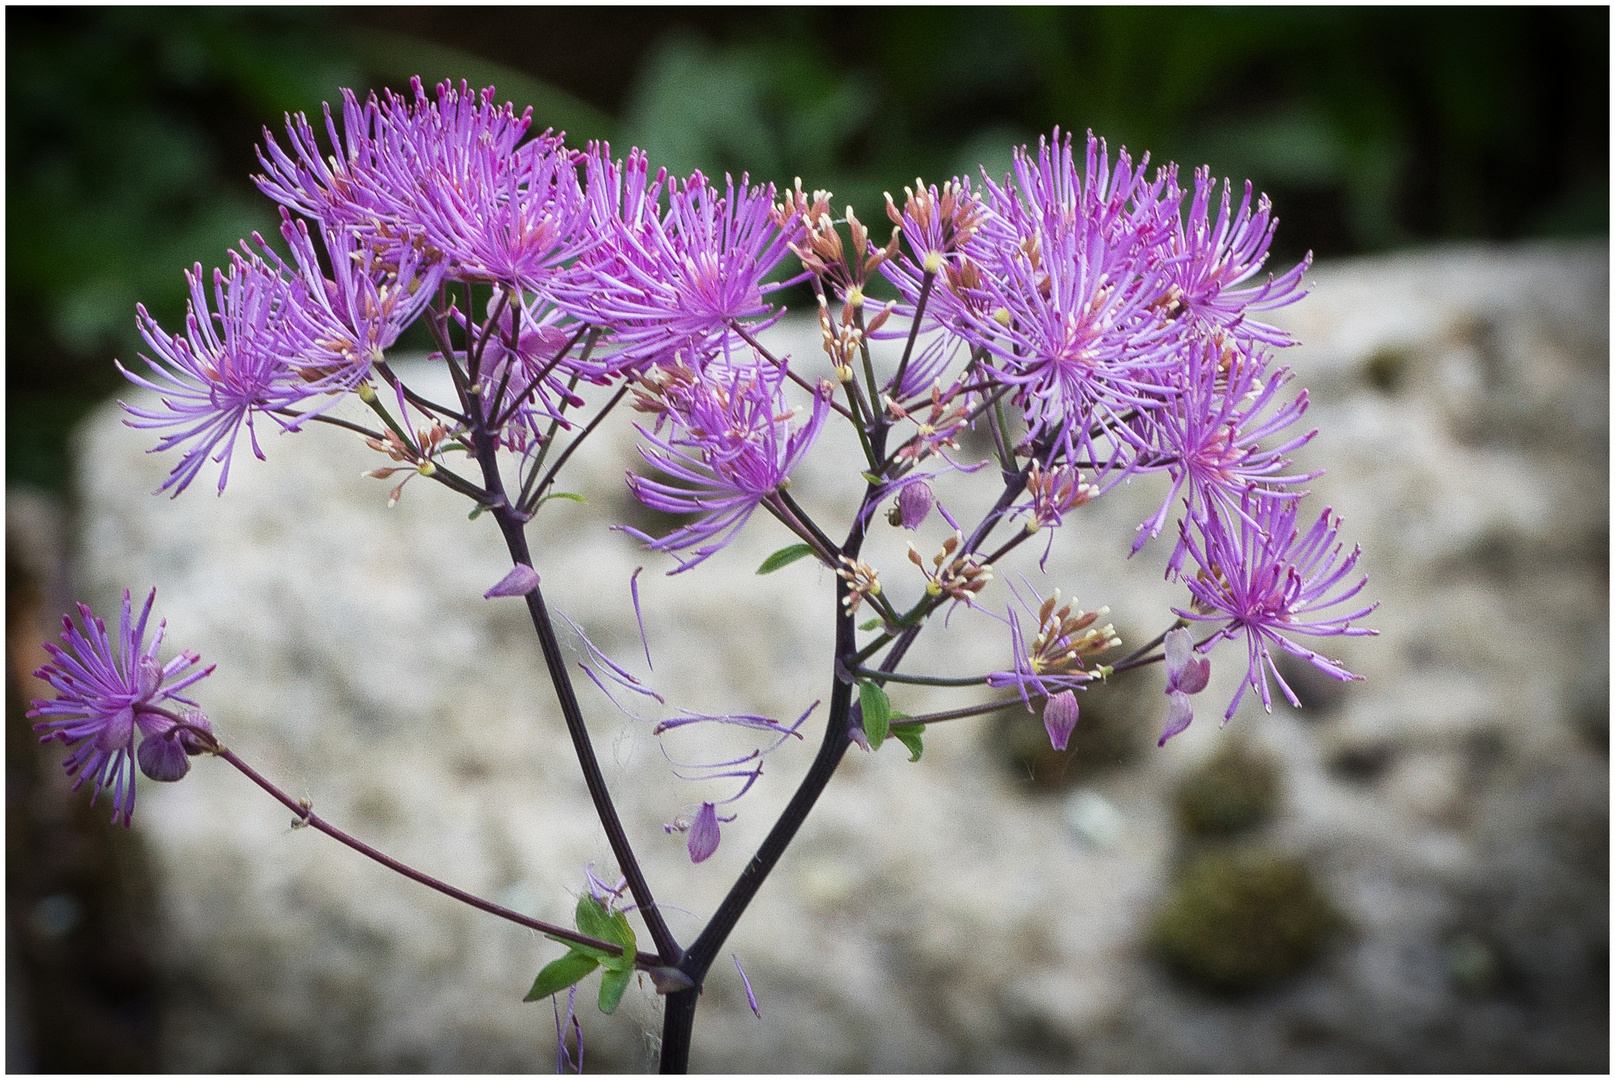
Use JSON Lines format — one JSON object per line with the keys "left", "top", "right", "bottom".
{"left": 8, "top": 8, "right": 362, "bottom": 490}
{"left": 8, "top": 6, "right": 1607, "bottom": 492}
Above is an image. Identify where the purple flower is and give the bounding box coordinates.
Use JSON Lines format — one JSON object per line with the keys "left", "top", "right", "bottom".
{"left": 256, "top": 88, "right": 391, "bottom": 232}
{"left": 623, "top": 363, "right": 830, "bottom": 572}
{"left": 1043, "top": 690, "right": 1080, "bottom": 751}
{"left": 118, "top": 257, "right": 318, "bottom": 496}
{"left": 558, "top": 168, "right": 803, "bottom": 374}
{"left": 365, "top": 80, "right": 585, "bottom": 291}
{"left": 264, "top": 211, "right": 443, "bottom": 394}
{"left": 261, "top": 79, "right": 588, "bottom": 293}
{"left": 1177, "top": 494, "right": 1377, "bottom": 719}
{"left": 28, "top": 589, "right": 214, "bottom": 826}
{"left": 460, "top": 294, "right": 591, "bottom": 450}
{"left": 949, "top": 132, "right": 1183, "bottom": 464}
{"left": 1163, "top": 167, "right": 1310, "bottom": 346}
{"left": 1133, "top": 339, "right": 1317, "bottom": 572}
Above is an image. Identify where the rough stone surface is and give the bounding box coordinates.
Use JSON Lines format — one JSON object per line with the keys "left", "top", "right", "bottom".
{"left": 71, "top": 241, "right": 1607, "bottom": 1071}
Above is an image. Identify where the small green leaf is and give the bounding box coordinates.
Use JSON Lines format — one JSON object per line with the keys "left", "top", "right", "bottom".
{"left": 574, "top": 896, "right": 637, "bottom": 971}
{"left": 859, "top": 618, "right": 882, "bottom": 631}
{"left": 859, "top": 680, "right": 891, "bottom": 751}
{"left": 756, "top": 543, "right": 815, "bottom": 574}
{"left": 860, "top": 471, "right": 882, "bottom": 485}
{"left": 892, "top": 722, "right": 926, "bottom": 762}
{"left": 598, "top": 966, "right": 632, "bottom": 1014}
{"left": 539, "top": 491, "right": 586, "bottom": 506}
{"left": 468, "top": 504, "right": 486, "bottom": 520}
{"left": 524, "top": 950, "right": 599, "bottom": 1001}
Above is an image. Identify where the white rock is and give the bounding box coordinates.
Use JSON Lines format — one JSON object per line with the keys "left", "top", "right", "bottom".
{"left": 70, "top": 241, "right": 1607, "bottom": 1071}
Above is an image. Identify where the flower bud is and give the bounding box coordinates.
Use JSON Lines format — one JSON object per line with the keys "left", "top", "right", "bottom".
{"left": 896, "top": 480, "right": 934, "bottom": 530}
{"left": 137, "top": 731, "right": 191, "bottom": 782}
{"left": 1043, "top": 690, "right": 1080, "bottom": 751}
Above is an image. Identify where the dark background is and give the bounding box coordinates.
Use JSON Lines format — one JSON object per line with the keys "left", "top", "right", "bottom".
{"left": 7, "top": 6, "right": 1608, "bottom": 493}
{"left": 5, "top": 6, "right": 1609, "bottom": 1071}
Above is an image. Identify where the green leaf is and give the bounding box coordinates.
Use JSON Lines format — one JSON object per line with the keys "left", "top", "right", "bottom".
{"left": 574, "top": 896, "right": 637, "bottom": 972}
{"left": 859, "top": 680, "right": 891, "bottom": 751}
{"left": 858, "top": 618, "right": 882, "bottom": 632}
{"left": 598, "top": 966, "right": 632, "bottom": 1014}
{"left": 539, "top": 491, "right": 586, "bottom": 506}
{"left": 756, "top": 543, "right": 815, "bottom": 574}
{"left": 892, "top": 722, "right": 926, "bottom": 762}
{"left": 468, "top": 504, "right": 486, "bottom": 520}
{"left": 523, "top": 950, "right": 599, "bottom": 1001}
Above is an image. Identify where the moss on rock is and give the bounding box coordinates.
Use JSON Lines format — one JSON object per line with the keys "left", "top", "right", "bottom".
{"left": 1151, "top": 847, "right": 1343, "bottom": 993}
{"left": 1173, "top": 739, "right": 1281, "bottom": 838}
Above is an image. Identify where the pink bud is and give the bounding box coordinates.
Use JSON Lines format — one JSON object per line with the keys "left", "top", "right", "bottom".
{"left": 1164, "top": 628, "right": 1210, "bottom": 695}
{"left": 484, "top": 564, "right": 541, "bottom": 598}
{"left": 1043, "top": 690, "right": 1080, "bottom": 751}
{"left": 687, "top": 801, "right": 721, "bottom": 863}
{"left": 896, "top": 480, "right": 934, "bottom": 530}
{"left": 1158, "top": 690, "right": 1194, "bottom": 747}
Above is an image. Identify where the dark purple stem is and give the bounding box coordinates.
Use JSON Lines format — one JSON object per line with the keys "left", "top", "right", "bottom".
{"left": 456, "top": 302, "right": 682, "bottom": 966}
{"left": 209, "top": 744, "right": 666, "bottom": 966}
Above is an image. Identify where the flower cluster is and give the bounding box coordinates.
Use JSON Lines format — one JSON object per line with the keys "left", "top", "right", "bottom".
{"left": 95, "top": 79, "right": 1374, "bottom": 832}
{"left": 869, "top": 129, "right": 1372, "bottom": 741}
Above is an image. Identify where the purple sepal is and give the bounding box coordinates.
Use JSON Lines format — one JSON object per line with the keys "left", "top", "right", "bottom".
{"left": 1043, "top": 690, "right": 1080, "bottom": 751}
{"left": 484, "top": 564, "right": 541, "bottom": 598}
{"left": 1163, "top": 628, "right": 1210, "bottom": 695}
{"left": 1158, "top": 690, "right": 1194, "bottom": 747}
{"left": 137, "top": 732, "right": 191, "bottom": 782}
{"left": 687, "top": 801, "right": 721, "bottom": 863}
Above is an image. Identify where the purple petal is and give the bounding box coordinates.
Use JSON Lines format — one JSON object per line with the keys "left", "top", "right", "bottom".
{"left": 1163, "top": 628, "right": 1210, "bottom": 695}
{"left": 484, "top": 564, "right": 541, "bottom": 598}
{"left": 1043, "top": 690, "right": 1080, "bottom": 751}
{"left": 1157, "top": 690, "right": 1194, "bottom": 747}
{"left": 687, "top": 801, "right": 721, "bottom": 863}
{"left": 733, "top": 954, "right": 761, "bottom": 1018}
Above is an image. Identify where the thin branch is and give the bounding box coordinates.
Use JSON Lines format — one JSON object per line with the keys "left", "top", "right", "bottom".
{"left": 207, "top": 743, "right": 669, "bottom": 968}
{"left": 727, "top": 320, "right": 855, "bottom": 422}
{"left": 521, "top": 383, "right": 631, "bottom": 515}
{"left": 890, "top": 698, "right": 1022, "bottom": 727}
